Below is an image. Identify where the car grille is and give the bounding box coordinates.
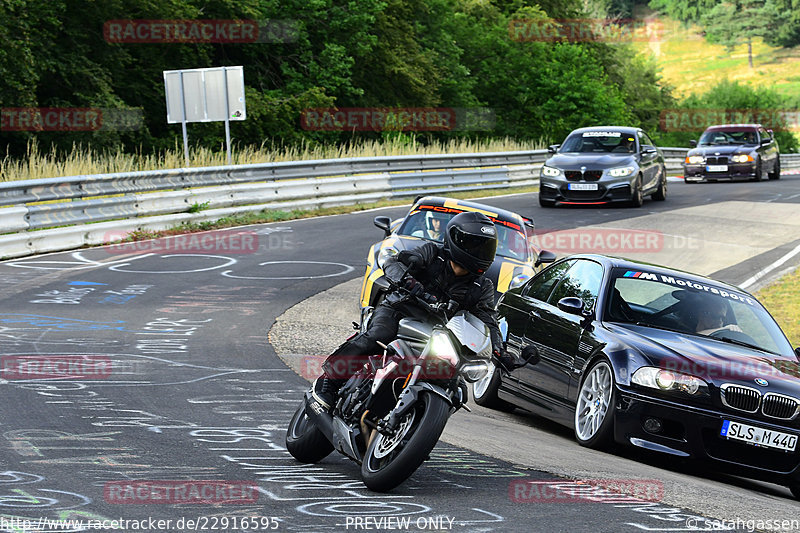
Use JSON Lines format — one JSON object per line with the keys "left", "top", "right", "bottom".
{"left": 706, "top": 156, "right": 728, "bottom": 165}
{"left": 762, "top": 393, "right": 800, "bottom": 420}
{"left": 719, "top": 384, "right": 800, "bottom": 420}
{"left": 720, "top": 384, "right": 760, "bottom": 413}
{"left": 564, "top": 170, "right": 602, "bottom": 181}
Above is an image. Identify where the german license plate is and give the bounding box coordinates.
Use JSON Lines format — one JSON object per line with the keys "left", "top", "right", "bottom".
{"left": 568, "top": 183, "right": 598, "bottom": 191}
{"left": 706, "top": 165, "right": 728, "bottom": 172}
{"left": 720, "top": 420, "right": 798, "bottom": 452}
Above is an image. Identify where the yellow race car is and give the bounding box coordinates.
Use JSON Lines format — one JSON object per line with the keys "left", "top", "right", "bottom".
{"left": 359, "top": 196, "right": 554, "bottom": 320}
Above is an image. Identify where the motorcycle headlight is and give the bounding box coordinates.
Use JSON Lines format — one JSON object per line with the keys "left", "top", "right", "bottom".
{"left": 377, "top": 246, "right": 398, "bottom": 269}
{"left": 609, "top": 166, "right": 635, "bottom": 177}
{"left": 460, "top": 361, "right": 490, "bottom": 382}
{"left": 541, "top": 165, "right": 562, "bottom": 177}
{"left": 685, "top": 155, "right": 704, "bottom": 165}
{"left": 731, "top": 154, "right": 754, "bottom": 163}
{"left": 631, "top": 367, "right": 708, "bottom": 396}
{"left": 425, "top": 330, "right": 458, "bottom": 365}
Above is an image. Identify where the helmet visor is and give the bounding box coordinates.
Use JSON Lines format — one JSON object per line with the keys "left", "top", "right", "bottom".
{"left": 449, "top": 226, "right": 497, "bottom": 263}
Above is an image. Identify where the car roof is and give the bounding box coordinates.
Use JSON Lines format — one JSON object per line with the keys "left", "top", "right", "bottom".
{"left": 567, "top": 126, "right": 640, "bottom": 135}
{"left": 705, "top": 124, "right": 761, "bottom": 131}
{"left": 411, "top": 196, "right": 531, "bottom": 228}
{"left": 565, "top": 254, "right": 752, "bottom": 296}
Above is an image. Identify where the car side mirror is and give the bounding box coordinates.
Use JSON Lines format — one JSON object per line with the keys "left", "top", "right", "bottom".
{"left": 557, "top": 296, "right": 585, "bottom": 316}
{"left": 535, "top": 250, "right": 557, "bottom": 267}
{"left": 761, "top": 138, "right": 772, "bottom": 145}
{"left": 689, "top": 140, "right": 697, "bottom": 148}
{"left": 521, "top": 345, "right": 540, "bottom": 366}
{"left": 795, "top": 347, "right": 800, "bottom": 361}
{"left": 547, "top": 144, "right": 560, "bottom": 154}
{"left": 640, "top": 145, "right": 657, "bottom": 155}
{"left": 374, "top": 216, "right": 392, "bottom": 237}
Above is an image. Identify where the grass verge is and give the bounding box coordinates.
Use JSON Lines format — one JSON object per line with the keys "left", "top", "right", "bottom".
{"left": 756, "top": 267, "right": 800, "bottom": 348}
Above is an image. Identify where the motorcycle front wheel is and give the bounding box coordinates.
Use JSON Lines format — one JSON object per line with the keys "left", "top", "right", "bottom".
{"left": 361, "top": 391, "right": 449, "bottom": 492}
{"left": 285, "top": 401, "right": 334, "bottom": 463}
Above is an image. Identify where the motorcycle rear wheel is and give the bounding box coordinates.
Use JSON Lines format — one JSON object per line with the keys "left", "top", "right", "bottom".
{"left": 286, "top": 401, "right": 334, "bottom": 463}
{"left": 361, "top": 391, "right": 449, "bottom": 492}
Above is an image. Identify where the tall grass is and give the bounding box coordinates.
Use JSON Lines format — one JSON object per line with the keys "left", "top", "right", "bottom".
{"left": 0, "top": 137, "right": 542, "bottom": 182}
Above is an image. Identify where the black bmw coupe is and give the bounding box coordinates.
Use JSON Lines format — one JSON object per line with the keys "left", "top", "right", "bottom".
{"left": 474, "top": 254, "right": 800, "bottom": 498}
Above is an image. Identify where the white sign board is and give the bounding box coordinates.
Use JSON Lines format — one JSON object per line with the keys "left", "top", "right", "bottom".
{"left": 164, "top": 66, "right": 246, "bottom": 123}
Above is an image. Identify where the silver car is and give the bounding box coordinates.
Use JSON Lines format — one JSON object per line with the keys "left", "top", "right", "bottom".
{"left": 539, "top": 126, "right": 667, "bottom": 208}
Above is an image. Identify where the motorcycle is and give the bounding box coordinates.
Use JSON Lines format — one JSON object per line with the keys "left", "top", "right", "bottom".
{"left": 285, "top": 284, "right": 497, "bottom": 492}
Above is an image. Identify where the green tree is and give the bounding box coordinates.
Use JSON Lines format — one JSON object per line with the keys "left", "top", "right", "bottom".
{"left": 701, "top": 0, "right": 779, "bottom": 68}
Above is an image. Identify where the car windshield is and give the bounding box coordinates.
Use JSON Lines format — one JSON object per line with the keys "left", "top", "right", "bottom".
{"left": 560, "top": 131, "right": 636, "bottom": 153}
{"left": 698, "top": 130, "right": 757, "bottom": 146}
{"left": 604, "top": 268, "right": 793, "bottom": 355}
{"left": 397, "top": 208, "right": 531, "bottom": 261}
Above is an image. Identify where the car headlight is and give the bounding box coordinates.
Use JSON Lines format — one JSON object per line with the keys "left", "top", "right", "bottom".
{"left": 631, "top": 367, "right": 708, "bottom": 395}
{"left": 609, "top": 166, "right": 635, "bottom": 177}
{"left": 509, "top": 273, "right": 531, "bottom": 290}
{"left": 685, "top": 155, "right": 704, "bottom": 165}
{"left": 377, "top": 246, "right": 398, "bottom": 269}
{"left": 541, "top": 165, "right": 562, "bottom": 177}
{"left": 731, "top": 154, "right": 754, "bottom": 163}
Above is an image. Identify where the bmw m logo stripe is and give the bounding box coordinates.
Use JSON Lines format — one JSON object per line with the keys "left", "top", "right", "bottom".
{"left": 623, "top": 270, "right": 659, "bottom": 281}
{"left": 624, "top": 271, "right": 642, "bottom": 278}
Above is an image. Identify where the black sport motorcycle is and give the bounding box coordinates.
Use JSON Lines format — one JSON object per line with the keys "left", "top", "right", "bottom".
{"left": 285, "top": 286, "right": 496, "bottom": 492}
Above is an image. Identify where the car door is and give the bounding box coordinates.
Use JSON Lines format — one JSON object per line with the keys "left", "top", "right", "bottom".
{"left": 499, "top": 260, "right": 574, "bottom": 386}
{"left": 758, "top": 127, "right": 779, "bottom": 172}
{"left": 515, "top": 259, "right": 604, "bottom": 406}
{"left": 637, "top": 131, "right": 660, "bottom": 190}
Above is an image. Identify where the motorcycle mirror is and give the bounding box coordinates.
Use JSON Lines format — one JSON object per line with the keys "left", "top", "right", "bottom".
{"left": 535, "top": 250, "right": 557, "bottom": 267}
{"left": 374, "top": 216, "right": 392, "bottom": 237}
{"left": 521, "top": 345, "right": 540, "bottom": 366}
{"left": 557, "top": 296, "right": 585, "bottom": 316}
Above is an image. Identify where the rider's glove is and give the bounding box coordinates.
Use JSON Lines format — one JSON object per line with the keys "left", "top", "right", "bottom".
{"left": 494, "top": 349, "right": 523, "bottom": 372}
{"left": 403, "top": 276, "right": 425, "bottom": 296}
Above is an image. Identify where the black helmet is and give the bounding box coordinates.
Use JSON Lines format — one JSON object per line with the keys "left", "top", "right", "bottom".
{"left": 444, "top": 212, "right": 498, "bottom": 275}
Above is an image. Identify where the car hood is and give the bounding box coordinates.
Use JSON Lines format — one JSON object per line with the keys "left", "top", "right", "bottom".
{"left": 688, "top": 145, "right": 757, "bottom": 156}
{"left": 609, "top": 323, "right": 800, "bottom": 392}
{"left": 545, "top": 153, "right": 636, "bottom": 170}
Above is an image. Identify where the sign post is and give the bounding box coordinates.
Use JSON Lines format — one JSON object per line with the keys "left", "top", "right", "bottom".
{"left": 164, "top": 66, "right": 246, "bottom": 166}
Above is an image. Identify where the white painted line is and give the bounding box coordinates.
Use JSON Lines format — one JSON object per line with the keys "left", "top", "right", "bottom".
{"left": 739, "top": 242, "right": 800, "bottom": 289}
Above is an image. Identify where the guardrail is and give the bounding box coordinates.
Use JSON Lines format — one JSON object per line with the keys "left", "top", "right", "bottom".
{"left": 0, "top": 147, "right": 796, "bottom": 259}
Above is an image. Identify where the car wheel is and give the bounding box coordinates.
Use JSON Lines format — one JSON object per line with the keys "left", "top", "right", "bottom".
{"left": 651, "top": 174, "right": 667, "bottom": 201}
{"left": 629, "top": 176, "right": 644, "bottom": 207}
{"left": 538, "top": 194, "right": 555, "bottom": 208}
{"left": 574, "top": 359, "right": 615, "bottom": 449}
{"left": 473, "top": 362, "right": 515, "bottom": 411}
{"left": 751, "top": 160, "right": 762, "bottom": 182}
{"left": 768, "top": 159, "right": 781, "bottom": 180}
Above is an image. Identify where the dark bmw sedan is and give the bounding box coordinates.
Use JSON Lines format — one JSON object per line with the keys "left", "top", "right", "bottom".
{"left": 683, "top": 123, "right": 780, "bottom": 183}
{"left": 474, "top": 254, "right": 800, "bottom": 498}
{"left": 539, "top": 126, "right": 667, "bottom": 208}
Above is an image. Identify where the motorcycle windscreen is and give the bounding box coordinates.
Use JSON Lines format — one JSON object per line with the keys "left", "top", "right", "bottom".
{"left": 446, "top": 313, "right": 491, "bottom": 359}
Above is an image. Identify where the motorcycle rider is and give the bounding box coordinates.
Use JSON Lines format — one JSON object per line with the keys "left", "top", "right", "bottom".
{"left": 312, "top": 211, "right": 519, "bottom": 411}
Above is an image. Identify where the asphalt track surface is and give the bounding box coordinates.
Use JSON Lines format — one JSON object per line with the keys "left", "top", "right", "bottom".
{"left": 0, "top": 176, "right": 799, "bottom": 533}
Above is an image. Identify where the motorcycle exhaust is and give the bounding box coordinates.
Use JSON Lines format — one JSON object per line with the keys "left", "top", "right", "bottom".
{"left": 304, "top": 393, "right": 362, "bottom": 462}
{"left": 303, "top": 392, "right": 335, "bottom": 442}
